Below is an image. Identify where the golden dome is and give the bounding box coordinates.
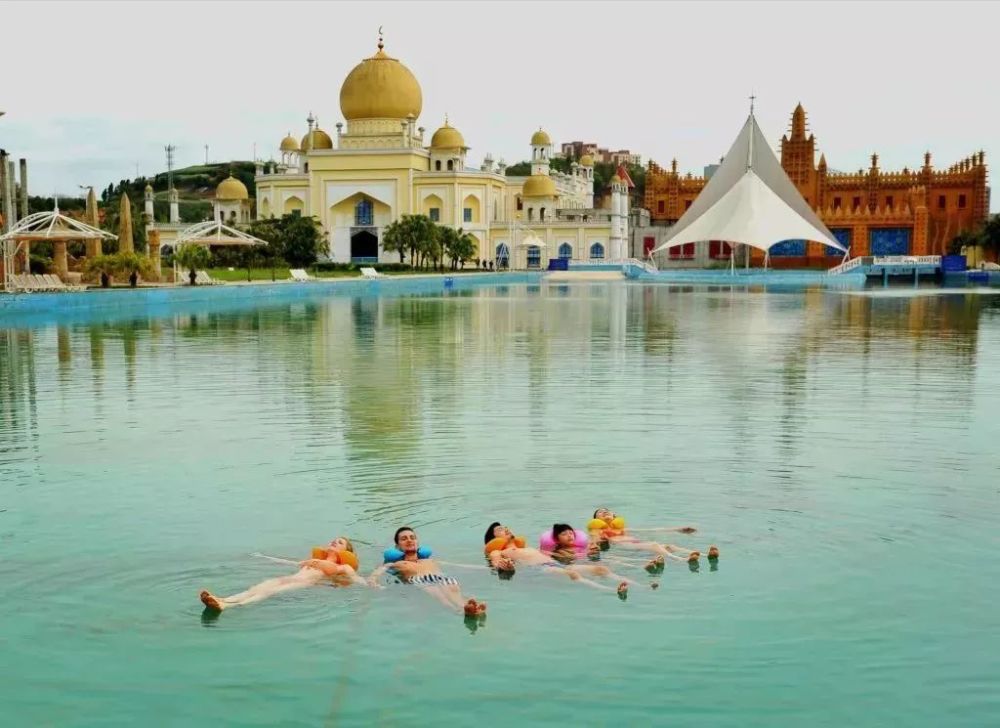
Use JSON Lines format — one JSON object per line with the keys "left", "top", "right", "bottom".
{"left": 216, "top": 175, "right": 249, "bottom": 201}
{"left": 579, "top": 154, "right": 594, "bottom": 167}
{"left": 530, "top": 129, "right": 551, "bottom": 146}
{"left": 339, "top": 41, "right": 422, "bottom": 121}
{"left": 279, "top": 133, "right": 300, "bottom": 152}
{"left": 430, "top": 121, "right": 466, "bottom": 150}
{"left": 300, "top": 128, "right": 333, "bottom": 151}
{"left": 144, "top": 183, "right": 153, "bottom": 193}
{"left": 522, "top": 174, "right": 557, "bottom": 198}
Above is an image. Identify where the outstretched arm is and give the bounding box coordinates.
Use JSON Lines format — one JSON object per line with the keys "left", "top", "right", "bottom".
{"left": 627, "top": 526, "right": 697, "bottom": 534}
{"left": 437, "top": 560, "right": 490, "bottom": 571}
{"left": 366, "top": 563, "right": 393, "bottom": 586}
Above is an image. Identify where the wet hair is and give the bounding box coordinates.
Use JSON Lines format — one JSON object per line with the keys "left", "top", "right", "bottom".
{"left": 394, "top": 526, "right": 415, "bottom": 545}
{"left": 484, "top": 522, "right": 502, "bottom": 545}
{"left": 552, "top": 523, "right": 575, "bottom": 540}
{"left": 339, "top": 537, "right": 355, "bottom": 553}
{"left": 593, "top": 508, "right": 610, "bottom": 519}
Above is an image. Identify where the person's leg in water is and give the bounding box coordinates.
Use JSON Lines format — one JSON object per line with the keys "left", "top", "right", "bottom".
{"left": 568, "top": 563, "right": 639, "bottom": 587}
{"left": 543, "top": 565, "right": 629, "bottom": 598}
{"left": 610, "top": 538, "right": 701, "bottom": 565}
{"left": 412, "top": 576, "right": 486, "bottom": 616}
{"left": 200, "top": 568, "right": 323, "bottom": 611}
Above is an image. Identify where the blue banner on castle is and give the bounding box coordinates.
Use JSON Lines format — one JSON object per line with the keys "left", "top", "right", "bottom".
{"left": 770, "top": 239, "right": 806, "bottom": 257}
{"left": 870, "top": 228, "right": 911, "bottom": 256}
{"left": 827, "top": 228, "right": 851, "bottom": 256}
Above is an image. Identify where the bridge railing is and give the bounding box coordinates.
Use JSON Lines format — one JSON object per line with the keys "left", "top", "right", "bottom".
{"left": 828, "top": 257, "right": 866, "bottom": 275}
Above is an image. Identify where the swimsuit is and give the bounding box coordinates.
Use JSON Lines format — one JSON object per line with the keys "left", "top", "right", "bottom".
{"left": 408, "top": 574, "right": 459, "bottom": 586}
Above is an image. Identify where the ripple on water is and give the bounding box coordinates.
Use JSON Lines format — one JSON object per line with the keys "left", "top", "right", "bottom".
{"left": 3, "top": 284, "right": 1000, "bottom": 725}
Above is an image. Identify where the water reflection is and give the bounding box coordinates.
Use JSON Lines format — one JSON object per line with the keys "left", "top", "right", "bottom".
{"left": 0, "top": 284, "right": 996, "bottom": 473}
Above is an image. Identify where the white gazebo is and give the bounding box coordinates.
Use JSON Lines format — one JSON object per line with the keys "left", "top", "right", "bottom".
{"left": 1, "top": 205, "right": 117, "bottom": 291}
{"left": 653, "top": 106, "right": 846, "bottom": 268}
{"left": 170, "top": 220, "right": 269, "bottom": 284}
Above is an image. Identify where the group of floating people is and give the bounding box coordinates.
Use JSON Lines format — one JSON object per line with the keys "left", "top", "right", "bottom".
{"left": 199, "top": 507, "right": 719, "bottom": 619}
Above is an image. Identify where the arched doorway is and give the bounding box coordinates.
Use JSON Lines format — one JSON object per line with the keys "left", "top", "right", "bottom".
{"left": 351, "top": 229, "right": 378, "bottom": 262}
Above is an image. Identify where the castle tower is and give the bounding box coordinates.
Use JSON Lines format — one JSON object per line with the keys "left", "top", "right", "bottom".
{"left": 780, "top": 102, "right": 817, "bottom": 201}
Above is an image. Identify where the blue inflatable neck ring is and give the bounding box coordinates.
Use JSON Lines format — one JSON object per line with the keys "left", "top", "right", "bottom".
{"left": 383, "top": 546, "right": 432, "bottom": 563}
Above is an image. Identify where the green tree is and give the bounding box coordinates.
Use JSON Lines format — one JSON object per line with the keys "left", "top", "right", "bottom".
{"left": 947, "top": 229, "right": 983, "bottom": 255}
{"left": 113, "top": 252, "right": 154, "bottom": 288}
{"left": 281, "top": 213, "right": 326, "bottom": 267}
{"left": 441, "top": 227, "right": 477, "bottom": 269}
{"left": 382, "top": 214, "right": 435, "bottom": 267}
{"left": 83, "top": 254, "right": 118, "bottom": 288}
{"left": 174, "top": 244, "right": 212, "bottom": 285}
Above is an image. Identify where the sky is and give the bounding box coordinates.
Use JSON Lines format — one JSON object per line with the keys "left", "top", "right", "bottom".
{"left": 1, "top": 0, "right": 997, "bottom": 210}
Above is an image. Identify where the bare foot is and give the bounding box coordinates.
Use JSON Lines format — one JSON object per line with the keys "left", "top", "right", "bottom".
{"left": 617, "top": 582, "right": 628, "bottom": 600}
{"left": 476, "top": 601, "right": 487, "bottom": 615}
{"left": 645, "top": 556, "right": 665, "bottom": 573}
{"left": 200, "top": 590, "right": 225, "bottom": 612}
{"left": 687, "top": 551, "right": 701, "bottom": 563}
{"left": 708, "top": 546, "right": 720, "bottom": 559}
{"left": 464, "top": 599, "right": 479, "bottom": 617}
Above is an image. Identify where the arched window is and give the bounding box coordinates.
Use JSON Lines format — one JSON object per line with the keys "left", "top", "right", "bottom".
{"left": 540, "top": 207, "right": 546, "bottom": 221}
{"left": 435, "top": 160, "right": 441, "bottom": 171}
{"left": 355, "top": 199, "right": 373, "bottom": 226}
{"left": 527, "top": 208, "right": 534, "bottom": 221}
{"left": 589, "top": 242, "right": 605, "bottom": 260}
{"left": 447, "top": 160, "right": 454, "bottom": 171}
{"left": 527, "top": 245, "right": 541, "bottom": 269}
{"left": 558, "top": 243, "right": 572, "bottom": 259}
{"left": 516, "top": 196, "right": 523, "bottom": 211}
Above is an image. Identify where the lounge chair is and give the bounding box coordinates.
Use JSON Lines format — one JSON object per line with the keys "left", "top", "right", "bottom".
{"left": 360, "top": 267, "right": 382, "bottom": 279}
{"left": 43, "top": 275, "right": 69, "bottom": 290}
{"left": 9, "top": 273, "right": 35, "bottom": 292}
{"left": 290, "top": 268, "right": 312, "bottom": 282}
{"left": 195, "top": 270, "right": 218, "bottom": 285}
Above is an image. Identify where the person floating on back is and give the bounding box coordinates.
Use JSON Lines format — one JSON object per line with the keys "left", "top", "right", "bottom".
{"left": 367, "top": 526, "right": 487, "bottom": 618}
{"left": 199, "top": 536, "right": 367, "bottom": 613}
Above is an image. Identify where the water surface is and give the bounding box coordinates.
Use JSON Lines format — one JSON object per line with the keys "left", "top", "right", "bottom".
{"left": 2, "top": 282, "right": 998, "bottom": 726}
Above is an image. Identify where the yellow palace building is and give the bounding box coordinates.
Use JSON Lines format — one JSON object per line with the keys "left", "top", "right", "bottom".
{"left": 253, "top": 35, "right": 629, "bottom": 268}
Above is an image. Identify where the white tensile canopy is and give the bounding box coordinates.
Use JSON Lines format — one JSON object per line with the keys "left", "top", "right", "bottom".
{"left": 173, "top": 220, "right": 268, "bottom": 247}
{"left": 653, "top": 112, "right": 846, "bottom": 255}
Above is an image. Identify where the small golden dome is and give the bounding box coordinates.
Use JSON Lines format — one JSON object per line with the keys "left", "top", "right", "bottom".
{"left": 430, "top": 121, "right": 466, "bottom": 150}
{"left": 216, "top": 175, "right": 249, "bottom": 201}
{"left": 280, "top": 133, "right": 300, "bottom": 152}
{"left": 579, "top": 154, "right": 594, "bottom": 167}
{"left": 339, "top": 40, "right": 423, "bottom": 121}
{"left": 300, "top": 128, "right": 333, "bottom": 151}
{"left": 531, "top": 129, "right": 551, "bottom": 146}
{"left": 144, "top": 183, "right": 153, "bottom": 193}
{"left": 522, "top": 174, "right": 557, "bottom": 198}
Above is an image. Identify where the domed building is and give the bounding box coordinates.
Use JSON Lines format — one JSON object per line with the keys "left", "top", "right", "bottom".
{"left": 214, "top": 174, "right": 252, "bottom": 224}
{"left": 254, "top": 33, "right": 629, "bottom": 267}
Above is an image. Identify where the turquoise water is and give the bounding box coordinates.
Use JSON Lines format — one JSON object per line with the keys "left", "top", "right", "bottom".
{"left": 2, "top": 282, "right": 999, "bottom": 726}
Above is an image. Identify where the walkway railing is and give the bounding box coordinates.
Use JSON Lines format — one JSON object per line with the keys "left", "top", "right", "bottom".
{"left": 828, "top": 257, "right": 865, "bottom": 275}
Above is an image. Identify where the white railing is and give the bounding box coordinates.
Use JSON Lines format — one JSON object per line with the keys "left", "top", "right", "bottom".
{"left": 871, "top": 255, "right": 941, "bottom": 266}
{"left": 828, "top": 257, "right": 864, "bottom": 275}
{"left": 622, "top": 257, "right": 658, "bottom": 274}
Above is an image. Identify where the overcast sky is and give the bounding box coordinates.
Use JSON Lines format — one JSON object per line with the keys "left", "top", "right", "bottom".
{"left": 1, "top": 0, "right": 997, "bottom": 210}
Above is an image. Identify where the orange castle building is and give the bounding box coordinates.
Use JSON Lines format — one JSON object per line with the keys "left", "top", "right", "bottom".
{"left": 644, "top": 104, "right": 990, "bottom": 265}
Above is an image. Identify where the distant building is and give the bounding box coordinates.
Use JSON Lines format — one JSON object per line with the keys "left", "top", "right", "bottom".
{"left": 644, "top": 103, "right": 990, "bottom": 263}
{"left": 561, "top": 141, "right": 641, "bottom": 167}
